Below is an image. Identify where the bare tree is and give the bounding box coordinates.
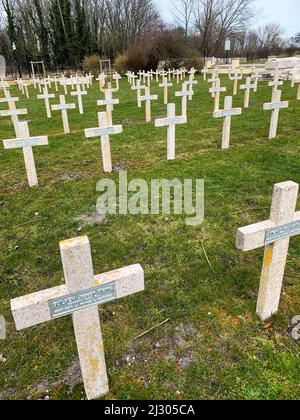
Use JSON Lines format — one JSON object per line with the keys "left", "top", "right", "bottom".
{"left": 172, "top": 0, "right": 194, "bottom": 37}
{"left": 194, "top": 0, "right": 255, "bottom": 57}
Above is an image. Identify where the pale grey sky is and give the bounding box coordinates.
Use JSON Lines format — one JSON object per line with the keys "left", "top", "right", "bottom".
{"left": 158, "top": 0, "right": 299, "bottom": 37}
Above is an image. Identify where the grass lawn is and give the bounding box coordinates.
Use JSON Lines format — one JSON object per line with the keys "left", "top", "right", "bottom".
{"left": 0, "top": 74, "right": 300, "bottom": 400}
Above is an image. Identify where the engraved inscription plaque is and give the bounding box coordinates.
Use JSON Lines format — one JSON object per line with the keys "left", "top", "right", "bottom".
{"left": 265, "top": 220, "right": 300, "bottom": 245}
{"left": 49, "top": 282, "right": 117, "bottom": 318}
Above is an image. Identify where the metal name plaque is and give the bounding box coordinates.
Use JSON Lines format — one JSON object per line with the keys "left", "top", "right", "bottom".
{"left": 49, "top": 282, "right": 117, "bottom": 319}
{"left": 167, "top": 117, "right": 186, "bottom": 125}
{"left": 15, "top": 139, "right": 38, "bottom": 148}
{"left": 271, "top": 102, "right": 288, "bottom": 110}
{"left": 265, "top": 220, "right": 300, "bottom": 245}
{"left": 97, "top": 127, "right": 119, "bottom": 136}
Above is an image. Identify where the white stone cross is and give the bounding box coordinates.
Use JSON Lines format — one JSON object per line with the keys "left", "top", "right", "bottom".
{"left": 113, "top": 73, "right": 122, "bottom": 91}
{"left": 10, "top": 235, "right": 144, "bottom": 400}
{"left": 268, "top": 79, "right": 284, "bottom": 101}
{"left": 159, "top": 77, "right": 173, "bottom": 105}
{"left": 96, "top": 74, "right": 106, "bottom": 91}
{"left": 51, "top": 95, "right": 76, "bottom": 134}
{"left": 230, "top": 73, "right": 242, "bottom": 95}
{"left": 251, "top": 70, "right": 260, "bottom": 93}
{"left": 85, "top": 112, "right": 123, "bottom": 173}
{"left": 97, "top": 90, "right": 119, "bottom": 127}
{"left": 131, "top": 80, "right": 146, "bottom": 108}
{"left": 209, "top": 78, "right": 226, "bottom": 111}
{"left": 3, "top": 121, "right": 48, "bottom": 187}
{"left": 201, "top": 68, "right": 208, "bottom": 81}
{"left": 186, "top": 77, "right": 197, "bottom": 100}
{"left": 60, "top": 78, "right": 69, "bottom": 95}
{"left": 37, "top": 87, "right": 55, "bottom": 118}
{"left": 263, "top": 90, "right": 289, "bottom": 140}
{"left": 140, "top": 87, "right": 158, "bottom": 123}
{"left": 208, "top": 76, "right": 219, "bottom": 98}
{"left": 236, "top": 181, "right": 300, "bottom": 321}
{"left": 155, "top": 103, "right": 187, "bottom": 160}
{"left": 213, "top": 96, "right": 242, "bottom": 150}
{"left": 71, "top": 84, "right": 87, "bottom": 115}
{"left": 175, "top": 82, "right": 192, "bottom": 117}
{"left": 20, "top": 81, "right": 30, "bottom": 99}
{"left": 240, "top": 77, "right": 256, "bottom": 108}
{"left": 0, "top": 90, "right": 28, "bottom": 135}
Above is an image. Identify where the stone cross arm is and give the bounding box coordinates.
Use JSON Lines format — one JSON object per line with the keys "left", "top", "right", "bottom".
{"left": 11, "top": 264, "right": 144, "bottom": 331}
{"left": 240, "top": 83, "right": 255, "bottom": 90}
{"left": 132, "top": 85, "right": 146, "bottom": 91}
{"left": 209, "top": 86, "right": 226, "bottom": 94}
{"left": 230, "top": 75, "right": 242, "bottom": 81}
{"left": 155, "top": 115, "right": 187, "bottom": 127}
{"left": 159, "top": 82, "right": 172, "bottom": 88}
{"left": 268, "top": 80, "right": 283, "bottom": 87}
{"left": 37, "top": 93, "right": 55, "bottom": 100}
{"left": 140, "top": 94, "right": 158, "bottom": 101}
{"left": 213, "top": 108, "right": 242, "bottom": 118}
{"left": 0, "top": 97, "right": 19, "bottom": 103}
{"left": 3, "top": 136, "right": 48, "bottom": 149}
{"left": 0, "top": 109, "right": 27, "bottom": 117}
{"left": 97, "top": 99, "right": 119, "bottom": 106}
{"left": 85, "top": 125, "right": 123, "bottom": 138}
{"left": 236, "top": 210, "right": 300, "bottom": 252}
{"left": 175, "top": 91, "right": 193, "bottom": 98}
{"left": 51, "top": 103, "right": 76, "bottom": 111}
{"left": 263, "top": 101, "right": 289, "bottom": 111}
{"left": 71, "top": 89, "right": 88, "bottom": 96}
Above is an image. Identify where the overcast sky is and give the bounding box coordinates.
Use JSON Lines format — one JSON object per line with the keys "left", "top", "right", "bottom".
{"left": 158, "top": 0, "right": 299, "bottom": 37}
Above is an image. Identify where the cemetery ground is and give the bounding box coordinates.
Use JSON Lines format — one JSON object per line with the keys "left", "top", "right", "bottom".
{"left": 0, "top": 75, "right": 300, "bottom": 400}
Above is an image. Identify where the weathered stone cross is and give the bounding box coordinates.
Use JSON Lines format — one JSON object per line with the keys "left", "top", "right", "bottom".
{"left": 159, "top": 77, "right": 173, "bottom": 105}
{"left": 155, "top": 103, "right": 187, "bottom": 160}
{"left": 140, "top": 87, "right": 158, "bottom": 123}
{"left": 37, "top": 87, "right": 55, "bottom": 118}
{"left": 113, "top": 73, "right": 122, "bottom": 91}
{"left": 230, "top": 72, "right": 242, "bottom": 95}
{"left": 240, "top": 77, "right": 256, "bottom": 108}
{"left": 236, "top": 181, "right": 300, "bottom": 321}
{"left": 0, "top": 89, "right": 27, "bottom": 133}
{"left": 11, "top": 235, "right": 144, "bottom": 400}
{"left": 96, "top": 74, "right": 106, "bottom": 91}
{"left": 85, "top": 112, "right": 123, "bottom": 173}
{"left": 175, "top": 82, "right": 192, "bottom": 117}
{"left": 131, "top": 80, "right": 146, "bottom": 108}
{"left": 186, "top": 77, "right": 197, "bottom": 100}
{"left": 3, "top": 121, "right": 48, "bottom": 187}
{"left": 209, "top": 78, "right": 226, "bottom": 111}
{"left": 208, "top": 75, "right": 219, "bottom": 98}
{"left": 268, "top": 79, "right": 283, "bottom": 101}
{"left": 71, "top": 83, "right": 87, "bottom": 115}
{"left": 213, "top": 96, "right": 242, "bottom": 150}
{"left": 97, "top": 90, "right": 119, "bottom": 127}
{"left": 51, "top": 95, "right": 76, "bottom": 134}
{"left": 263, "top": 90, "right": 289, "bottom": 140}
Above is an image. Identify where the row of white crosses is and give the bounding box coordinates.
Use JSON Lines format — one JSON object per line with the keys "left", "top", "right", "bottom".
{"left": 213, "top": 89, "right": 289, "bottom": 149}
{"left": 11, "top": 235, "right": 145, "bottom": 400}
{"left": 127, "top": 67, "right": 191, "bottom": 88}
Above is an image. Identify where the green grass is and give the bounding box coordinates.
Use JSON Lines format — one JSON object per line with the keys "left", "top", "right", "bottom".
{"left": 0, "top": 75, "right": 300, "bottom": 400}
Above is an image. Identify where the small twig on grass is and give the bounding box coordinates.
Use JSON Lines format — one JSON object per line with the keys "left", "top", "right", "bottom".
{"left": 132, "top": 318, "right": 170, "bottom": 342}
{"left": 232, "top": 207, "right": 269, "bottom": 215}
{"left": 12, "top": 218, "right": 47, "bottom": 229}
{"left": 201, "top": 241, "right": 215, "bottom": 274}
